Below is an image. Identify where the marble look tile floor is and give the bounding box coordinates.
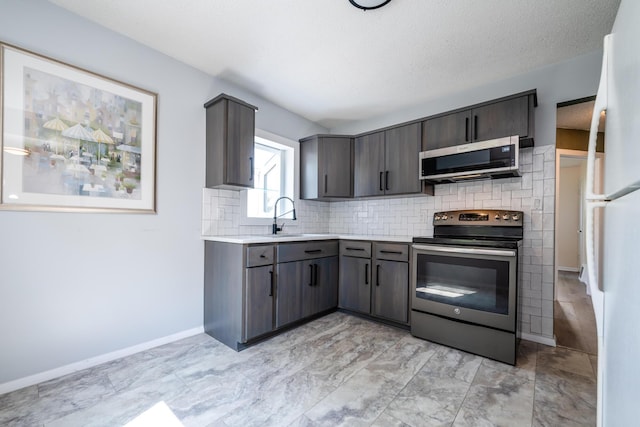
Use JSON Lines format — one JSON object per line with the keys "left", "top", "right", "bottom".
{"left": 554, "top": 271, "right": 598, "bottom": 355}
{"left": 0, "top": 312, "right": 597, "bottom": 427}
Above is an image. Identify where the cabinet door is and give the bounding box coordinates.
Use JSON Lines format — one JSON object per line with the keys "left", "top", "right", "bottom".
{"left": 245, "top": 265, "right": 274, "bottom": 340}
{"left": 276, "top": 261, "right": 304, "bottom": 328}
{"left": 302, "top": 257, "right": 339, "bottom": 318}
{"left": 384, "top": 123, "right": 421, "bottom": 195}
{"left": 319, "top": 137, "right": 352, "bottom": 198}
{"left": 472, "top": 96, "right": 529, "bottom": 142}
{"left": 423, "top": 110, "right": 471, "bottom": 150}
{"left": 339, "top": 256, "right": 371, "bottom": 314}
{"left": 372, "top": 260, "right": 408, "bottom": 323}
{"left": 315, "top": 256, "right": 339, "bottom": 313}
{"left": 226, "top": 100, "right": 255, "bottom": 187}
{"left": 354, "top": 132, "right": 385, "bottom": 197}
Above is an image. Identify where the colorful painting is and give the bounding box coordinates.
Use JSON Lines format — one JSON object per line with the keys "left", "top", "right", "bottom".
{"left": 0, "top": 43, "right": 157, "bottom": 212}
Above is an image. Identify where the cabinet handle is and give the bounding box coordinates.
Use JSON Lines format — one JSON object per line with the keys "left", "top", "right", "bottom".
{"left": 304, "top": 249, "right": 322, "bottom": 254}
{"left": 269, "top": 270, "right": 274, "bottom": 296}
{"left": 376, "top": 264, "right": 380, "bottom": 287}
{"left": 259, "top": 254, "right": 266, "bottom": 258}
{"left": 465, "top": 117, "right": 469, "bottom": 142}
{"left": 249, "top": 157, "right": 254, "bottom": 181}
{"left": 324, "top": 174, "right": 328, "bottom": 194}
{"left": 365, "top": 263, "right": 369, "bottom": 285}
{"left": 379, "top": 172, "right": 384, "bottom": 191}
{"left": 473, "top": 115, "right": 478, "bottom": 140}
{"left": 385, "top": 171, "right": 389, "bottom": 191}
{"left": 308, "top": 264, "right": 314, "bottom": 286}
{"left": 380, "top": 250, "right": 403, "bottom": 255}
{"left": 314, "top": 264, "right": 318, "bottom": 287}
{"left": 346, "top": 247, "right": 365, "bottom": 251}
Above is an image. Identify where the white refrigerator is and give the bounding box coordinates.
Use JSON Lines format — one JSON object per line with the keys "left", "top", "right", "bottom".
{"left": 585, "top": 1, "right": 640, "bottom": 426}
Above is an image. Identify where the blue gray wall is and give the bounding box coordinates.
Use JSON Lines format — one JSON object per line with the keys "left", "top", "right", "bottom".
{"left": 0, "top": 0, "right": 325, "bottom": 387}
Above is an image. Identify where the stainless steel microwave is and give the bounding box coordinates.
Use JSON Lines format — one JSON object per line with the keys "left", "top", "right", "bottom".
{"left": 419, "top": 135, "right": 520, "bottom": 183}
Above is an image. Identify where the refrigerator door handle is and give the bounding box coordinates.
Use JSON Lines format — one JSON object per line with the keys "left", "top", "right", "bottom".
{"left": 585, "top": 34, "right": 611, "bottom": 294}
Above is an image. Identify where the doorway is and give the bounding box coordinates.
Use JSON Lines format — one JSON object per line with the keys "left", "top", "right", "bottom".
{"left": 553, "top": 98, "right": 603, "bottom": 355}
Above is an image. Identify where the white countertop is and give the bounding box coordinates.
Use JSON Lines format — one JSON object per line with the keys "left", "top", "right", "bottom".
{"left": 201, "top": 233, "right": 414, "bottom": 244}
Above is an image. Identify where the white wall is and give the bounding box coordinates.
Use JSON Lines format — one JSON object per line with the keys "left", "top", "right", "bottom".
{"left": 0, "top": 0, "right": 324, "bottom": 389}
{"left": 557, "top": 164, "right": 583, "bottom": 271}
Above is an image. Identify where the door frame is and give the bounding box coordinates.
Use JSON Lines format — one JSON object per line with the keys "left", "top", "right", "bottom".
{"left": 554, "top": 148, "right": 604, "bottom": 298}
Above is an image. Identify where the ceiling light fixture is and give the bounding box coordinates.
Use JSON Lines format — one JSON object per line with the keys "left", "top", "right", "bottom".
{"left": 349, "top": 0, "right": 392, "bottom": 11}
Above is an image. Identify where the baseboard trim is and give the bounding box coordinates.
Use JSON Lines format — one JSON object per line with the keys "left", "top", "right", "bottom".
{"left": 519, "top": 332, "right": 556, "bottom": 347}
{"left": 558, "top": 266, "right": 580, "bottom": 272}
{"left": 0, "top": 326, "right": 204, "bottom": 395}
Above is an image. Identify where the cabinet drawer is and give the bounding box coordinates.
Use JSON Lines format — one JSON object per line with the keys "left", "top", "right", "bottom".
{"left": 246, "top": 244, "right": 274, "bottom": 267}
{"left": 339, "top": 240, "right": 372, "bottom": 258}
{"left": 278, "top": 240, "right": 338, "bottom": 263}
{"left": 374, "top": 243, "right": 409, "bottom": 262}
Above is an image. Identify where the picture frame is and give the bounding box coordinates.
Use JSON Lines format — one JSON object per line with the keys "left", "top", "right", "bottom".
{"left": 0, "top": 43, "right": 157, "bottom": 213}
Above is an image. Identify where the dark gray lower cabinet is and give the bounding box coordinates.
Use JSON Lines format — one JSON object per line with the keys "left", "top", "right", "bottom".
{"left": 276, "top": 261, "right": 304, "bottom": 328}
{"left": 373, "top": 260, "right": 408, "bottom": 323}
{"left": 245, "top": 265, "right": 274, "bottom": 340}
{"left": 339, "top": 256, "right": 371, "bottom": 313}
{"left": 303, "top": 256, "right": 339, "bottom": 317}
{"left": 276, "top": 241, "right": 339, "bottom": 328}
{"left": 339, "top": 240, "right": 409, "bottom": 325}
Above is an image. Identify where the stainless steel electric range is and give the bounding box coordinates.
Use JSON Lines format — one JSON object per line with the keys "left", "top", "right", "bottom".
{"left": 411, "top": 209, "right": 523, "bottom": 365}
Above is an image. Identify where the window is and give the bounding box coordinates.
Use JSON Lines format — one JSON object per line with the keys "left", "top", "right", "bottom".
{"left": 242, "top": 132, "right": 296, "bottom": 221}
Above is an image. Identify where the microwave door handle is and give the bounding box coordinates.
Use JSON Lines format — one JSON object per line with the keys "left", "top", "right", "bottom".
{"left": 412, "top": 245, "right": 516, "bottom": 258}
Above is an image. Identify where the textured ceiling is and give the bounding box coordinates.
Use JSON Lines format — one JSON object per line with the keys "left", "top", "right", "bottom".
{"left": 48, "top": 0, "right": 620, "bottom": 129}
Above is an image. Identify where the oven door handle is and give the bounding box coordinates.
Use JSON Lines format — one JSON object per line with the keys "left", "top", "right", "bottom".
{"left": 412, "top": 244, "right": 516, "bottom": 257}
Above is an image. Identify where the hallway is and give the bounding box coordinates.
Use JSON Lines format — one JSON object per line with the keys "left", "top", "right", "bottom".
{"left": 554, "top": 271, "right": 598, "bottom": 356}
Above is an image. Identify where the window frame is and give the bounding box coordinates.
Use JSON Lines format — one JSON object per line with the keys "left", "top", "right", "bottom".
{"left": 239, "top": 129, "right": 298, "bottom": 227}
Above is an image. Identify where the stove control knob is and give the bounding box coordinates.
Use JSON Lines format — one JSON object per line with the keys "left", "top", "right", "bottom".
{"left": 442, "top": 215, "right": 448, "bottom": 220}
{"left": 512, "top": 214, "right": 520, "bottom": 221}
{"left": 502, "top": 214, "right": 510, "bottom": 220}
{"left": 495, "top": 214, "right": 500, "bottom": 220}
{"left": 435, "top": 215, "right": 441, "bottom": 221}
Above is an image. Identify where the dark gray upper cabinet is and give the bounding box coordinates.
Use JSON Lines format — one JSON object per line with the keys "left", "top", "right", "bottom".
{"left": 204, "top": 94, "right": 257, "bottom": 189}
{"left": 300, "top": 135, "right": 353, "bottom": 200}
{"left": 384, "top": 124, "right": 422, "bottom": 195}
{"left": 354, "top": 132, "right": 385, "bottom": 197}
{"left": 422, "top": 90, "right": 537, "bottom": 150}
{"left": 354, "top": 123, "right": 421, "bottom": 197}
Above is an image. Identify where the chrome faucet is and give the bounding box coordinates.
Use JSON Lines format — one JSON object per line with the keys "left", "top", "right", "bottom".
{"left": 272, "top": 196, "right": 297, "bottom": 234}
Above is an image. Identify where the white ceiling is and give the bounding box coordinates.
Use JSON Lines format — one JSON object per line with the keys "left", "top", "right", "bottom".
{"left": 48, "top": 0, "right": 620, "bottom": 129}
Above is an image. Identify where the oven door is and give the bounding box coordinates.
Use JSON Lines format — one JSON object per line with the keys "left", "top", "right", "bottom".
{"left": 411, "top": 244, "right": 517, "bottom": 332}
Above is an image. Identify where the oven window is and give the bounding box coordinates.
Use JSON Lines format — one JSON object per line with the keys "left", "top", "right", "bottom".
{"left": 415, "top": 253, "right": 510, "bottom": 314}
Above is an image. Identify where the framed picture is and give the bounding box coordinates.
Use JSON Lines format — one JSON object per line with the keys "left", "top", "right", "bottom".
{"left": 0, "top": 43, "right": 157, "bottom": 213}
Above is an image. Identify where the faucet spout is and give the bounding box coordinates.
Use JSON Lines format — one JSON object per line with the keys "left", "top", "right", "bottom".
{"left": 272, "top": 196, "right": 297, "bottom": 234}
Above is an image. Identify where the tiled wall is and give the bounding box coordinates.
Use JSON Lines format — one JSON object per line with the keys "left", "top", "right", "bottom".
{"left": 202, "top": 145, "right": 556, "bottom": 342}
{"left": 201, "top": 189, "right": 331, "bottom": 236}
